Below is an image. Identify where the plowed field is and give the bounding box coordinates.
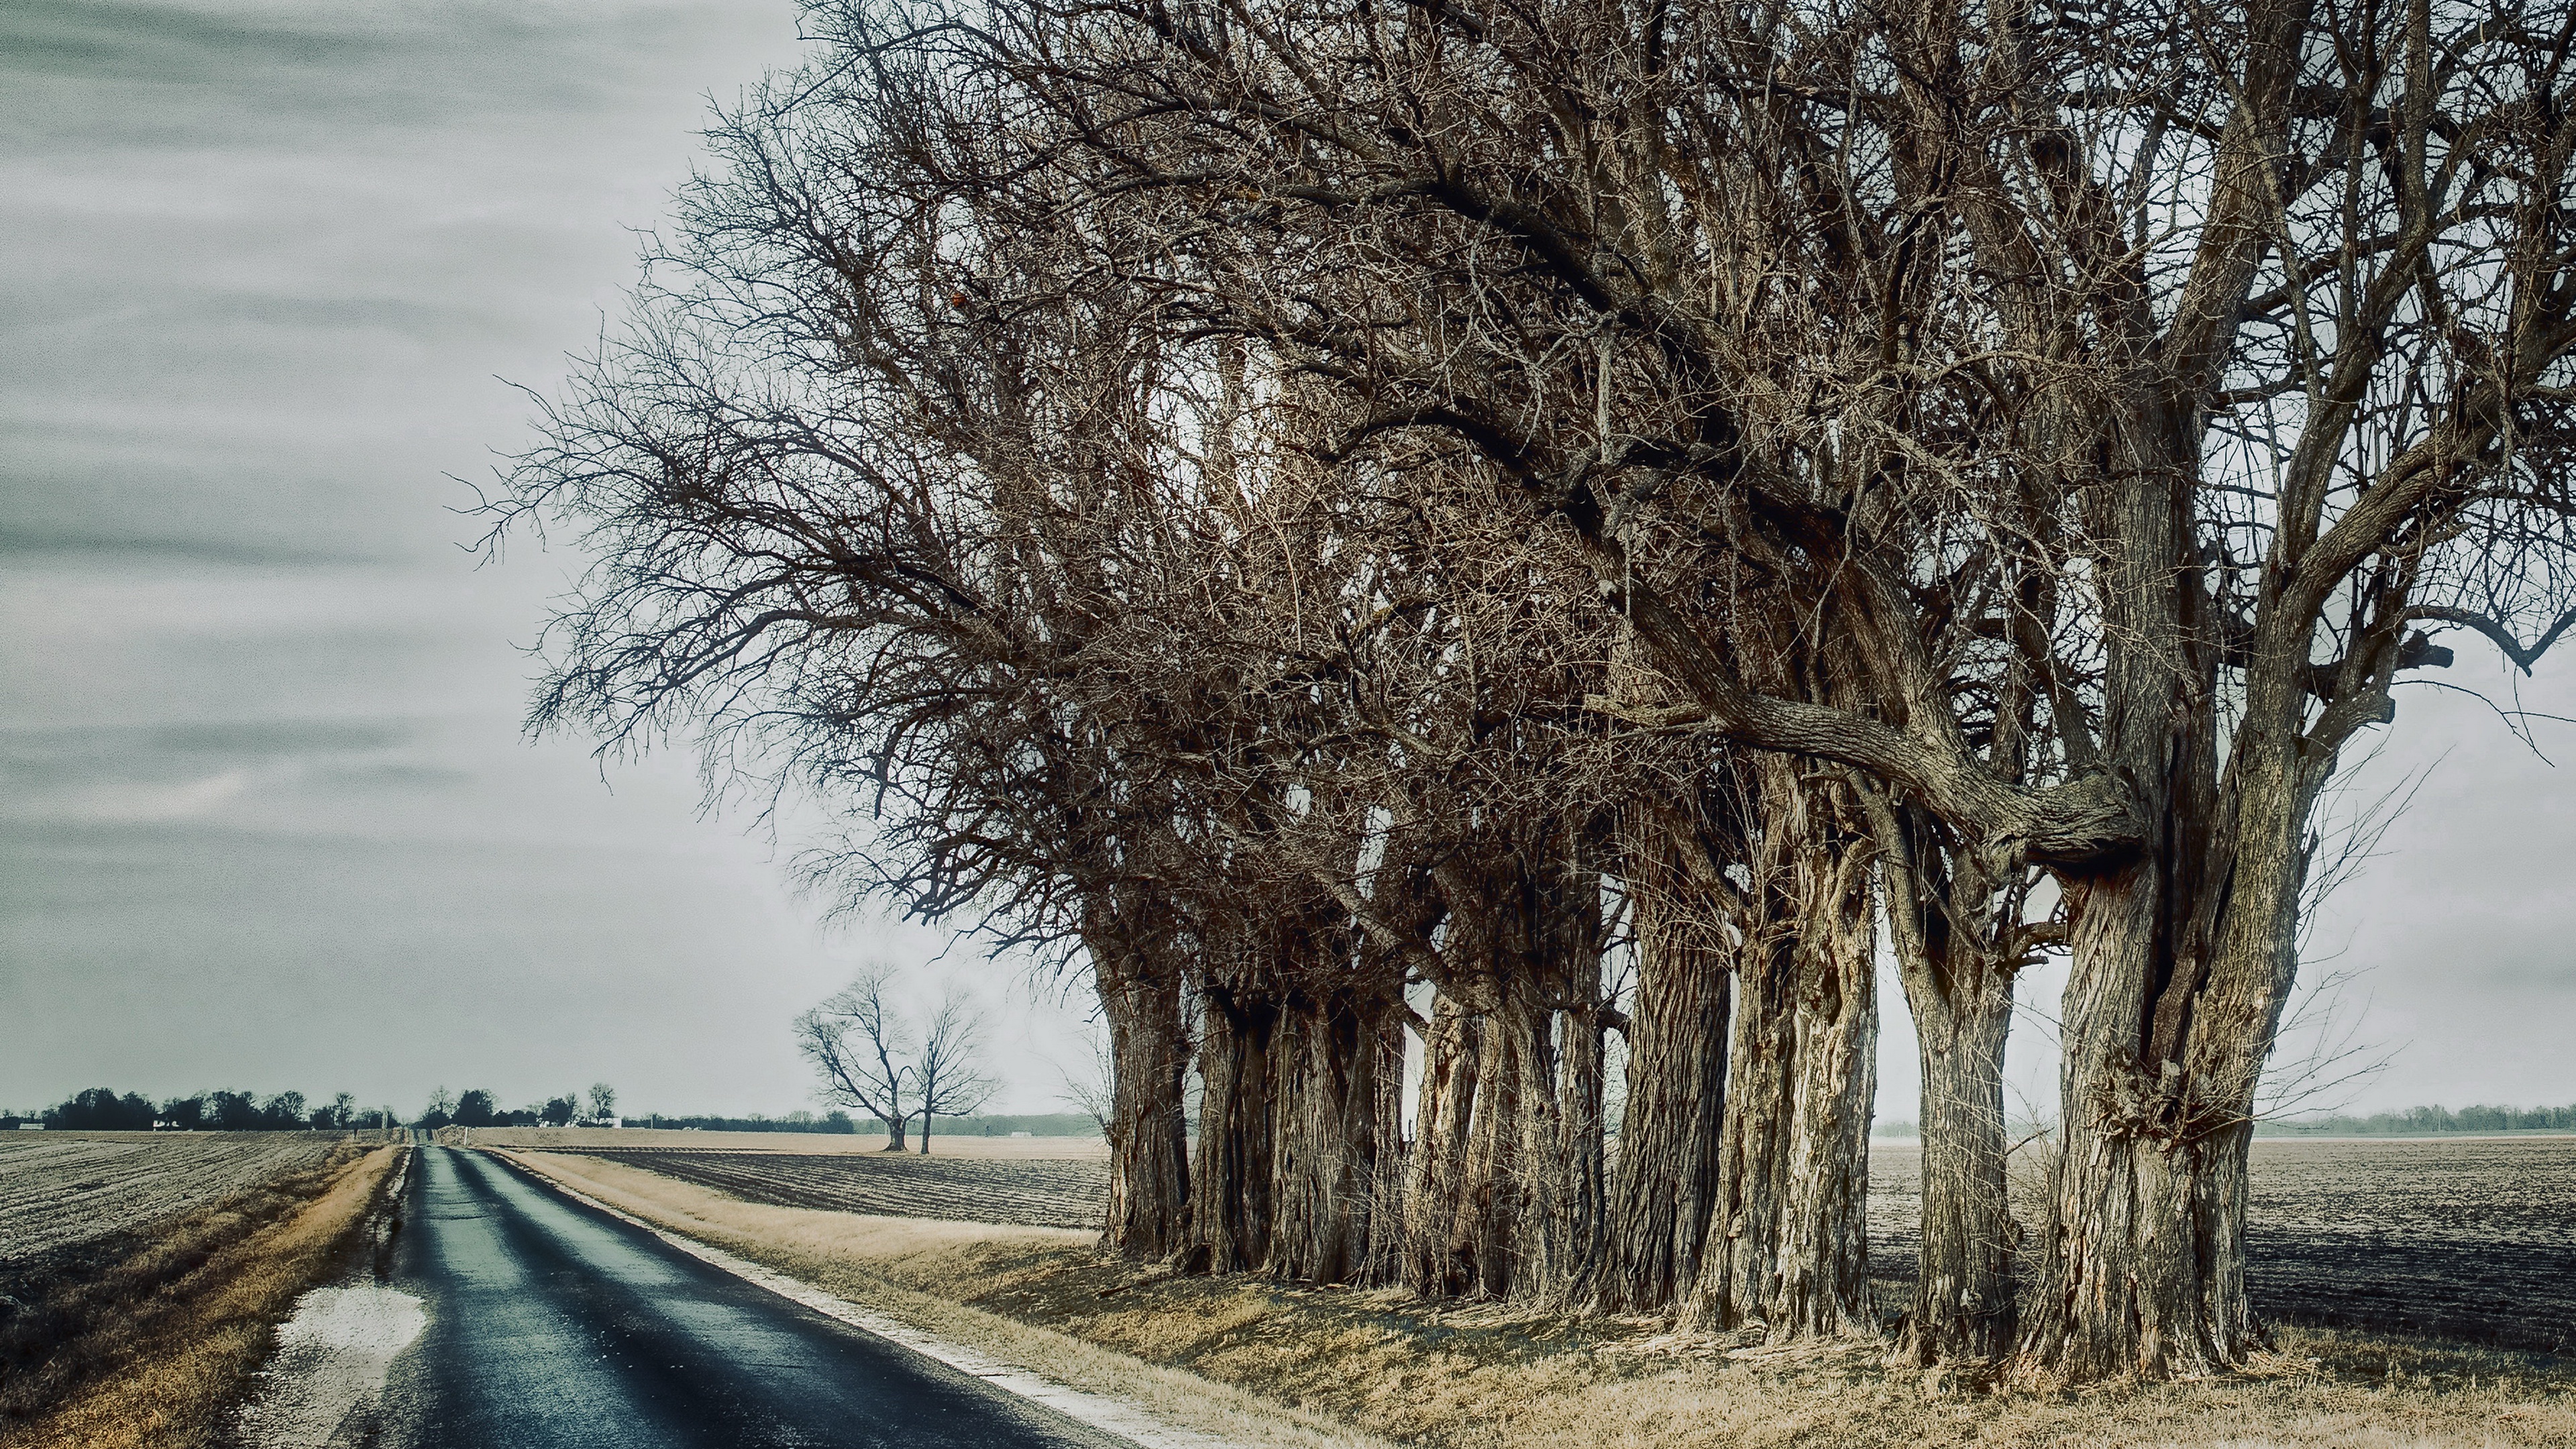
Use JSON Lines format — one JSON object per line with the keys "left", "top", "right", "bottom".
{"left": 0, "top": 1132, "right": 347, "bottom": 1263}
{"left": 548, "top": 1147, "right": 1110, "bottom": 1230}
{"left": 563, "top": 1135, "right": 2572, "bottom": 1350}
{"left": 1866, "top": 1136, "right": 2576, "bottom": 1352}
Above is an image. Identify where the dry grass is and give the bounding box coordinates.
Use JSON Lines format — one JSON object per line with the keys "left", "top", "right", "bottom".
{"left": 511, "top": 1150, "right": 2576, "bottom": 1449}
{"left": 0, "top": 1143, "right": 401, "bottom": 1449}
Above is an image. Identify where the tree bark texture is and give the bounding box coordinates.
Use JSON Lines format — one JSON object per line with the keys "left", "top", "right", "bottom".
{"left": 1595, "top": 808, "right": 1732, "bottom": 1313}
{"left": 2023, "top": 443, "right": 2314, "bottom": 1377}
{"left": 1094, "top": 938, "right": 1192, "bottom": 1259}
{"left": 1866, "top": 792, "right": 2023, "bottom": 1366}
{"left": 1401, "top": 989, "right": 1481, "bottom": 1295}
{"left": 1690, "top": 769, "right": 1878, "bottom": 1339}
{"left": 1183, "top": 978, "right": 1277, "bottom": 1275}
{"left": 1266, "top": 985, "right": 1405, "bottom": 1282}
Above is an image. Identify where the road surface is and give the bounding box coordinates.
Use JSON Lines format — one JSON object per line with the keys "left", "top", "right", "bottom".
{"left": 366, "top": 1146, "right": 1138, "bottom": 1448}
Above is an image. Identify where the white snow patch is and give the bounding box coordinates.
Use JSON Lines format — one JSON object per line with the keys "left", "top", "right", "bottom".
{"left": 233, "top": 1284, "right": 426, "bottom": 1448}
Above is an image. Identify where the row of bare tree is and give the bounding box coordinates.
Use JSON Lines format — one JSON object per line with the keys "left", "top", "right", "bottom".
{"left": 496, "top": 0, "right": 2576, "bottom": 1382}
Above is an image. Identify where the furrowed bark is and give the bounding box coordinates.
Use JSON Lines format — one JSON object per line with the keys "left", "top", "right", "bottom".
{"left": 1093, "top": 930, "right": 1192, "bottom": 1260}
{"left": 1771, "top": 834, "right": 1878, "bottom": 1338}
{"left": 1267, "top": 985, "right": 1404, "bottom": 1283}
{"left": 1690, "top": 769, "right": 1878, "bottom": 1338}
{"left": 1597, "top": 803, "right": 1733, "bottom": 1313}
{"left": 1401, "top": 988, "right": 1481, "bottom": 1296}
{"left": 1868, "top": 793, "right": 2023, "bottom": 1366}
{"left": 1182, "top": 976, "right": 1277, "bottom": 1275}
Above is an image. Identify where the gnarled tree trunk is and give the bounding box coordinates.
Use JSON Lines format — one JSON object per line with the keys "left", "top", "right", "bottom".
{"left": 1691, "top": 768, "right": 1878, "bottom": 1339}
{"left": 1267, "top": 985, "right": 1405, "bottom": 1283}
{"left": 1770, "top": 833, "right": 1877, "bottom": 1338}
{"left": 1183, "top": 976, "right": 1278, "bottom": 1275}
{"left": 1865, "top": 792, "right": 2024, "bottom": 1366}
{"left": 1593, "top": 819, "right": 1731, "bottom": 1311}
{"left": 1095, "top": 935, "right": 1192, "bottom": 1258}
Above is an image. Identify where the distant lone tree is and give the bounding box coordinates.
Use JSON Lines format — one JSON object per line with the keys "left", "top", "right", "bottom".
{"left": 912, "top": 987, "right": 997, "bottom": 1157}
{"left": 797, "top": 964, "right": 916, "bottom": 1150}
{"left": 587, "top": 1082, "right": 618, "bottom": 1122}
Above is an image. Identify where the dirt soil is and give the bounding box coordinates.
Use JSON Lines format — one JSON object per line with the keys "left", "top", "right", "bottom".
{"left": 0, "top": 1134, "right": 354, "bottom": 1265}
{"left": 0, "top": 1142, "right": 400, "bottom": 1449}
{"left": 1868, "top": 1137, "right": 2576, "bottom": 1352}
{"left": 539, "top": 1148, "right": 1108, "bottom": 1229}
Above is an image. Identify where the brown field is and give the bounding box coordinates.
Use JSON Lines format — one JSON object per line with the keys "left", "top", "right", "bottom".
{"left": 1866, "top": 1135, "right": 2576, "bottom": 1352}
{"left": 468, "top": 1126, "right": 1106, "bottom": 1158}
{"left": 578, "top": 1134, "right": 2575, "bottom": 1351}
{"left": 544, "top": 1147, "right": 1109, "bottom": 1229}
{"left": 0, "top": 1134, "right": 356, "bottom": 1265}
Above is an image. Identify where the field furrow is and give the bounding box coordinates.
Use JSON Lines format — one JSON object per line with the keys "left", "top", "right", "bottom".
{"left": 0, "top": 1134, "right": 350, "bottom": 1263}
{"left": 541, "top": 1147, "right": 1110, "bottom": 1230}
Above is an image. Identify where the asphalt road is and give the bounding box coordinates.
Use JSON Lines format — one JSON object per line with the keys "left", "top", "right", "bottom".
{"left": 369, "top": 1146, "right": 1137, "bottom": 1449}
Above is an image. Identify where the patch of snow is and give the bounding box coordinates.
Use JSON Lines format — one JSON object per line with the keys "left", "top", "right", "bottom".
{"left": 233, "top": 1284, "right": 426, "bottom": 1448}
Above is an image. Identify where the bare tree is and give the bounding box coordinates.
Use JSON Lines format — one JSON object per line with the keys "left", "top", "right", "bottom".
{"left": 798, "top": 965, "right": 915, "bottom": 1150}
{"left": 913, "top": 986, "right": 997, "bottom": 1155}
{"left": 586, "top": 1082, "right": 617, "bottom": 1122}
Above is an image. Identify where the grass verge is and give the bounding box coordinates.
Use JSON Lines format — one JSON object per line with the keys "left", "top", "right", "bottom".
{"left": 508, "top": 1149, "right": 2576, "bottom": 1449}
{"left": 0, "top": 1142, "right": 402, "bottom": 1449}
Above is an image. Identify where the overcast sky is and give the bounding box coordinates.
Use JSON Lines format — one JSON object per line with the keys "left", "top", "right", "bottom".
{"left": 3, "top": 0, "right": 2569, "bottom": 1125}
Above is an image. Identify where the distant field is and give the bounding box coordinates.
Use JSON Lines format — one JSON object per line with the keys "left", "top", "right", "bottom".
{"left": 535, "top": 1147, "right": 1110, "bottom": 1229}
{"left": 474, "top": 1126, "right": 1107, "bottom": 1159}
{"left": 541, "top": 1132, "right": 2572, "bottom": 1349}
{"left": 1867, "top": 1135, "right": 2576, "bottom": 1352}
{"left": 0, "top": 1133, "right": 354, "bottom": 1264}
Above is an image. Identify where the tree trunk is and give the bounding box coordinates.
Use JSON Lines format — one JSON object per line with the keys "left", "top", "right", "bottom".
{"left": 1595, "top": 849, "right": 1731, "bottom": 1311}
{"left": 1458, "top": 975, "right": 1534, "bottom": 1297}
{"left": 1866, "top": 792, "right": 2023, "bottom": 1367}
{"left": 881, "top": 1114, "right": 908, "bottom": 1152}
{"left": 2021, "top": 460, "right": 2314, "bottom": 1376}
{"left": 1402, "top": 989, "right": 1481, "bottom": 1295}
{"left": 1896, "top": 989, "right": 2016, "bottom": 1362}
{"left": 1691, "top": 769, "right": 1878, "bottom": 1339}
{"left": 1183, "top": 981, "right": 1277, "bottom": 1275}
{"left": 1267, "top": 989, "right": 1401, "bottom": 1282}
{"left": 1695, "top": 923, "right": 1796, "bottom": 1330}
{"left": 2023, "top": 822, "right": 2304, "bottom": 1379}
{"left": 1770, "top": 840, "right": 1877, "bottom": 1338}
{"left": 1097, "top": 953, "right": 1191, "bottom": 1259}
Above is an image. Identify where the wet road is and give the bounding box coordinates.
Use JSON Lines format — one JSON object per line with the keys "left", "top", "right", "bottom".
{"left": 373, "top": 1146, "right": 1134, "bottom": 1448}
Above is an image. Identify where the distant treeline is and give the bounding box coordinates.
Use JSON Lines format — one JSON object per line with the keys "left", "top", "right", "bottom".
{"left": 3, "top": 1087, "right": 398, "bottom": 1132}
{"left": 621, "top": 1110, "right": 1099, "bottom": 1136}
{"left": 2255, "top": 1102, "right": 2576, "bottom": 1135}
{"left": 627, "top": 1111, "right": 861, "bottom": 1133}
